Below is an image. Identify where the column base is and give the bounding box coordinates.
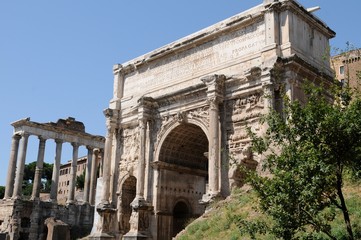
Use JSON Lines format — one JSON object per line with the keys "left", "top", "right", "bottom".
{"left": 88, "top": 232, "right": 115, "bottom": 240}
{"left": 123, "top": 231, "right": 149, "bottom": 240}
{"left": 123, "top": 197, "right": 153, "bottom": 240}
{"left": 199, "top": 191, "right": 222, "bottom": 205}
{"left": 91, "top": 203, "right": 117, "bottom": 237}
{"left": 130, "top": 196, "right": 152, "bottom": 209}
{"left": 66, "top": 200, "right": 75, "bottom": 205}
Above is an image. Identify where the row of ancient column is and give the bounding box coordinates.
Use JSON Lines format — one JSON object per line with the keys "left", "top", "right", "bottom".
{"left": 4, "top": 132, "right": 102, "bottom": 205}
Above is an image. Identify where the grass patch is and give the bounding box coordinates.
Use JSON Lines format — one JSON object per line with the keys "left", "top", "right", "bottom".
{"left": 176, "top": 180, "right": 361, "bottom": 240}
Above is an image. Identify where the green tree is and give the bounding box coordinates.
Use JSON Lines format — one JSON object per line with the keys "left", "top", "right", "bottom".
{"left": 0, "top": 186, "right": 5, "bottom": 199}
{"left": 23, "top": 161, "right": 53, "bottom": 195}
{"left": 248, "top": 83, "right": 361, "bottom": 239}
{"left": 76, "top": 170, "right": 85, "bottom": 190}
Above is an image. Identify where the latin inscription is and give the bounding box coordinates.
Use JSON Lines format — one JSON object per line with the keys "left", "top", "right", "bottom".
{"left": 124, "top": 18, "right": 265, "bottom": 96}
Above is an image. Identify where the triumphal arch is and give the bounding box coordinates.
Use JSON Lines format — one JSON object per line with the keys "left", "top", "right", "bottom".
{"left": 93, "top": 0, "right": 335, "bottom": 239}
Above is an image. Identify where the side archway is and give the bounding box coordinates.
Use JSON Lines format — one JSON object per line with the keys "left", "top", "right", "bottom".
{"left": 118, "top": 175, "right": 137, "bottom": 234}
{"left": 172, "top": 199, "right": 192, "bottom": 237}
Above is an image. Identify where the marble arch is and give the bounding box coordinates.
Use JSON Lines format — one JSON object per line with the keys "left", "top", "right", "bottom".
{"left": 90, "top": 0, "right": 336, "bottom": 240}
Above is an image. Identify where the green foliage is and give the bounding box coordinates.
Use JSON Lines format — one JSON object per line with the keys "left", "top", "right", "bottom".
{"left": 76, "top": 170, "right": 85, "bottom": 190}
{"left": 248, "top": 82, "right": 361, "bottom": 239}
{"left": 22, "top": 161, "right": 53, "bottom": 195}
{"left": 176, "top": 183, "right": 361, "bottom": 240}
{"left": 177, "top": 190, "right": 273, "bottom": 240}
{"left": 0, "top": 186, "right": 5, "bottom": 199}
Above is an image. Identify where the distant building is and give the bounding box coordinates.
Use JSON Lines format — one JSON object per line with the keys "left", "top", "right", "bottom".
{"left": 331, "top": 49, "right": 361, "bottom": 89}
{"left": 57, "top": 156, "right": 87, "bottom": 204}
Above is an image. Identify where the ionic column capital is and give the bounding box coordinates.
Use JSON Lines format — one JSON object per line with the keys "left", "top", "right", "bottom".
{"left": 12, "top": 134, "right": 22, "bottom": 141}
{"left": 19, "top": 131, "right": 30, "bottom": 138}
{"left": 93, "top": 148, "right": 100, "bottom": 155}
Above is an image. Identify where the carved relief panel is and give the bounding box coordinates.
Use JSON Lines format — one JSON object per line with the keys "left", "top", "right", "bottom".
{"left": 227, "top": 92, "right": 264, "bottom": 124}
{"left": 119, "top": 126, "right": 140, "bottom": 173}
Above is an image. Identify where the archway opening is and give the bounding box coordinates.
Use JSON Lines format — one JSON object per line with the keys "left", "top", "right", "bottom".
{"left": 159, "top": 123, "right": 208, "bottom": 171}
{"left": 172, "top": 201, "right": 191, "bottom": 237}
{"left": 120, "top": 176, "right": 136, "bottom": 234}
{"left": 157, "top": 123, "right": 208, "bottom": 239}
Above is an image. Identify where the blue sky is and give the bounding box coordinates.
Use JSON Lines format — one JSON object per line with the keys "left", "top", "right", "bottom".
{"left": 0, "top": 0, "right": 360, "bottom": 186}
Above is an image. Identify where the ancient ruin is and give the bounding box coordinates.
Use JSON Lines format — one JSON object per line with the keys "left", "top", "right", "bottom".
{"left": 0, "top": 117, "right": 104, "bottom": 239}
{"left": 89, "top": 0, "right": 335, "bottom": 239}
{"left": 1, "top": 0, "right": 337, "bottom": 239}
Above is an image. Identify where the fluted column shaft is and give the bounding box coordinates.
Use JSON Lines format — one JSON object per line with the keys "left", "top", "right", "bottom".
{"left": 31, "top": 137, "right": 47, "bottom": 200}
{"left": 83, "top": 146, "right": 93, "bottom": 203}
{"left": 208, "top": 98, "right": 221, "bottom": 194}
{"left": 67, "top": 142, "right": 79, "bottom": 204}
{"left": 89, "top": 148, "right": 100, "bottom": 205}
{"left": 4, "top": 134, "right": 21, "bottom": 199}
{"left": 101, "top": 126, "right": 114, "bottom": 205}
{"left": 201, "top": 75, "right": 225, "bottom": 196}
{"left": 50, "top": 139, "right": 63, "bottom": 201}
{"left": 12, "top": 133, "right": 29, "bottom": 199}
{"left": 136, "top": 119, "right": 147, "bottom": 199}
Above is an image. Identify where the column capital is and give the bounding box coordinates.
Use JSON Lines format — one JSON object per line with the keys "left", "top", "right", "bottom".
{"left": 86, "top": 145, "right": 94, "bottom": 151}
{"left": 207, "top": 96, "right": 223, "bottom": 110}
{"left": 103, "top": 108, "right": 114, "bottom": 119}
{"left": 54, "top": 139, "right": 63, "bottom": 144}
{"left": 201, "top": 74, "right": 225, "bottom": 86}
{"left": 12, "top": 134, "right": 22, "bottom": 141}
{"left": 138, "top": 118, "right": 147, "bottom": 130}
{"left": 201, "top": 74, "right": 226, "bottom": 100}
{"left": 113, "top": 64, "right": 124, "bottom": 75}
{"left": 137, "top": 97, "right": 156, "bottom": 121}
{"left": 93, "top": 148, "right": 100, "bottom": 154}
{"left": 18, "top": 131, "right": 30, "bottom": 138}
{"left": 104, "top": 108, "right": 120, "bottom": 130}
{"left": 38, "top": 136, "right": 47, "bottom": 142}
{"left": 71, "top": 142, "right": 80, "bottom": 148}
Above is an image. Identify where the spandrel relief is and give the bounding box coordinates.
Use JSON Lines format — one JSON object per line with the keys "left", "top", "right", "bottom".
{"left": 228, "top": 143, "right": 258, "bottom": 189}
{"left": 227, "top": 93, "right": 265, "bottom": 123}
{"left": 157, "top": 107, "right": 209, "bottom": 144}
{"left": 120, "top": 127, "right": 140, "bottom": 171}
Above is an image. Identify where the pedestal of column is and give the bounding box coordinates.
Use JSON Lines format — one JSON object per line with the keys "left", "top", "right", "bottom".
{"left": 89, "top": 206, "right": 117, "bottom": 240}
{"left": 123, "top": 198, "right": 153, "bottom": 240}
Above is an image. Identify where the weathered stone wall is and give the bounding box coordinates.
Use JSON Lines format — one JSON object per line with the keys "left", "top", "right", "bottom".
{"left": 92, "top": 1, "right": 336, "bottom": 239}
{"left": 0, "top": 200, "right": 94, "bottom": 240}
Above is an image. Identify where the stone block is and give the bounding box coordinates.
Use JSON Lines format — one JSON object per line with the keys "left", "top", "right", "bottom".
{"left": 45, "top": 217, "right": 70, "bottom": 240}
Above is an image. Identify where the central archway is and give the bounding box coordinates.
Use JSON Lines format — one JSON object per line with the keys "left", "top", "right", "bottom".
{"left": 156, "top": 123, "right": 208, "bottom": 239}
